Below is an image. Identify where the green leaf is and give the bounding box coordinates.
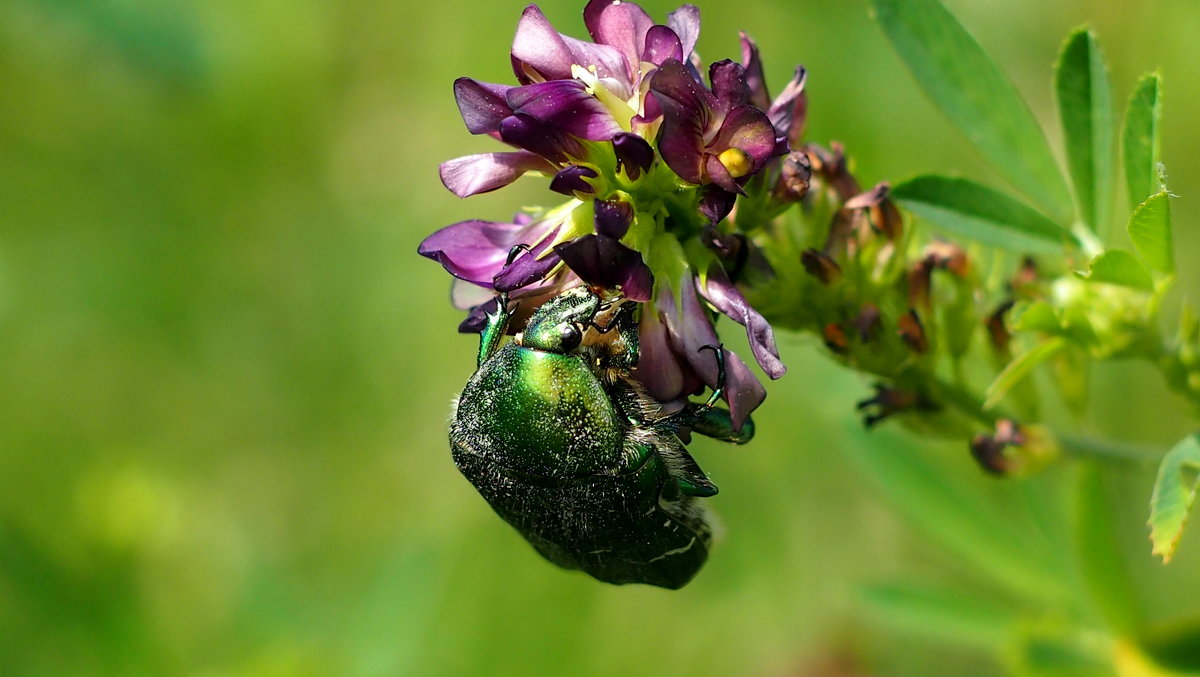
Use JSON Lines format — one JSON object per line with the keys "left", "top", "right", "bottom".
{"left": 1077, "top": 250, "right": 1153, "bottom": 291}
{"left": 871, "top": 0, "right": 1071, "bottom": 220}
{"left": 1055, "top": 28, "right": 1114, "bottom": 233}
{"left": 985, "top": 337, "right": 1068, "bottom": 410}
{"left": 1148, "top": 433, "right": 1200, "bottom": 563}
{"left": 1128, "top": 191, "right": 1173, "bottom": 273}
{"left": 1122, "top": 73, "right": 1162, "bottom": 211}
{"left": 1012, "top": 301, "right": 1062, "bottom": 334}
{"left": 893, "top": 176, "right": 1077, "bottom": 252}
{"left": 848, "top": 433, "right": 1066, "bottom": 599}
{"left": 1139, "top": 618, "right": 1200, "bottom": 673}
{"left": 860, "top": 582, "right": 1017, "bottom": 649}
{"left": 1073, "top": 464, "right": 1141, "bottom": 633}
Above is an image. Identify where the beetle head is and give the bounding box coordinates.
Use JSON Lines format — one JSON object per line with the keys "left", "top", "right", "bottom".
{"left": 520, "top": 287, "right": 602, "bottom": 354}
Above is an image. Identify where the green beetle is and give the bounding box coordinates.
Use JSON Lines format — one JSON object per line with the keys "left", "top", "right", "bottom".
{"left": 450, "top": 283, "right": 753, "bottom": 589}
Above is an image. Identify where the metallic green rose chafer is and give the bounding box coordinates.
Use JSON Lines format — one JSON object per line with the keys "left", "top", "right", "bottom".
{"left": 450, "top": 283, "right": 754, "bottom": 589}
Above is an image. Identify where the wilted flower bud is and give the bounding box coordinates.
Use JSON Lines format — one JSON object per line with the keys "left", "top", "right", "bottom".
{"left": 970, "top": 420, "right": 1057, "bottom": 476}
{"left": 897, "top": 309, "right": 928, "bottom": 354}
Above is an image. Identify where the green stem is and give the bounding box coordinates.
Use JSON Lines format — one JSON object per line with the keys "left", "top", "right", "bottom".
{"left": 1056, "top": 435, "right": 1161, "bottom": 464}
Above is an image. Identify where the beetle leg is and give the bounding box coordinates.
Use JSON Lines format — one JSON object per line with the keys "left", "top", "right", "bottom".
{"left": 475, "top": 246, "right": 528, "bottom": 368}
{"left": 687, "top": 406, "right": 754, "bottom": 445}
{"left": 603, "top": 301, "right": 640, "bottom": 370}
{"left": 657, "top": 440, "right": 719, "bottom": 497}
{"left": 696, "top": 344, "right": 726, "bottom": 408}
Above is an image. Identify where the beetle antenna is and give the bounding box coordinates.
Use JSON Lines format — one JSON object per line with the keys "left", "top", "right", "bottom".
{"left": 697, "top": 344, "right": 725, "bottom": 408}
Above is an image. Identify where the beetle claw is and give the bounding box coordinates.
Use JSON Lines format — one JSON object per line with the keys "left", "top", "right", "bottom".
{"left": 504, "top": 243, "right": 532, "bottom": 267}
{"left": 697, "top": 344, "right": 726, "bottom": 408}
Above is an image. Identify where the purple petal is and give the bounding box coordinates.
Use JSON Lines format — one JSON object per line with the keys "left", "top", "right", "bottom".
{"left": 669, "top": 274, "right": 721, "bottom": 385}
{"left": 419, "top": 218, "right": 552, "bottom": 285}
{"left": 704, "top": 154, "right": 742, "bottom": 194}
{"left": 593, "top": 199, "right": 633, "bottom": 238}
{"left": 666, "top": 5, "right": 701, "bottom": 61}
{"left": 612, "top": 132, "right": 655, "bottom": 179}
{"left": 549, "top": 165, "right": 598, "bottom": 195}
{"left": 498, "top": 113, "right": 581, "bottom": 163}
{"left": 708, "top": 60, "right": 749, "bottom": 109}
{"left": 510, "top": 5, "right": 577, "bottom": 82}
{"left": 650, "top": 59, "right": 716, "bottom": 184}
{"left": 439, "top": 152, "right": 555, "bottom": 198}
{"left": 636, "top": 303, "right": 687, "bottom": 401}
{"left": 458, "top": 297, "right": 496, "bottom": 333}
{"left": 453, "top": 78, "right": 514, "bottom": 135}
{"left": 668, "top": 275, "right": 765, "bottom": 429}
{"left": 700, "top": 264, "right": 786, "bottom": 378}
{"left": 720, "top": 350, "right": 766, "bottom": 431}
{"left": 451, "top": 278, "right": 494, "bottom": 310}
{"left": 554, "top": 235, "right": 653, "bottom": 301}
{"left": 510, "top": 5, "right": 627, "bottom": 85}
{"left": 739, "top": 32, "right": 770, "bottom": 110}
{"left": 642, "top": 25, "right": 683, "bottom": 66}
{"left": 708, "top": 104, "right": 778, "bottom": 165}
{"left": 559, "top": 34, "right": 628, "bottom": 83}
{"left": 698, "top": 185, "right": 735, "bottom": 224}
{"left": 506, "top": 80, "right": 623, "bottom": 141}
{"left": 493, "top": 233, "right": 562, "bottom": 292}
{"left": 768, "top": 66, "right": 808, "bottom": 146}
{"left": 583, "top": 0, "right": 654, "bottom": 81}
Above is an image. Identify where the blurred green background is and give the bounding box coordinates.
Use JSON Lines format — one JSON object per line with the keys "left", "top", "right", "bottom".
{"left": 2, "top": 0, "right": 1199, "bottom": 675}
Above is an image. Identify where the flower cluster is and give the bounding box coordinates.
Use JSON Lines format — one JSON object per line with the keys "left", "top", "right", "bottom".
{"left": 419, "top": 0, "right": 808, "bottom": 427}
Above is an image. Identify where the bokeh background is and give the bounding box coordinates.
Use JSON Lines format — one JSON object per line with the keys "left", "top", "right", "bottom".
{"left": 2, "top": 0, "right": 1199, "bottom": 675}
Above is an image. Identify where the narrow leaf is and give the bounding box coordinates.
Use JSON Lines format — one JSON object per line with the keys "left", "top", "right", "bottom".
{"left": 1077, "top": 250, "right": 1153, "bottom": 291}
{"left": 893, "top": 176, "right": 1077, "bottom": 253}
{"left": 871, "top": 0, "right": 1072, "bottom": 219}
{"left": 1055, "top": 28, "right": 1114, "bottom": 233}
{"left": 1149, "top": 433, "right": 1200, "bottom": 563}
{"left": 1073, "top": 464, "right": 1141, "bottom": 633}
{"left": 1138, "top": 619, "right": 1200, "bottom": 673}
{"left": 1128, "top": 191, "right": 1173, "bottom": 273}
{"left": 1122, "top": 73, "right": 1162, "bottom": 211}
{"left": 848, "top": 433, "right": 1065, "bottom": 599}
{"left": 860, "top": 582, "right": 1017, "bottom": 649}
{"left": 985, "top": 337, "right": 1067, "bottom": 410}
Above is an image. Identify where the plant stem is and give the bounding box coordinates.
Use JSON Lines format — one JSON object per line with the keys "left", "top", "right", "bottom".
{"left": 1056, "top": 435, "right": 1161, "bottom": 464}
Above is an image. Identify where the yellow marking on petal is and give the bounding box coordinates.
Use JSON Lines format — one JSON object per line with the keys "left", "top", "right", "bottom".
{"left": 718, "top": 147, "right": 754, "bottom": 178}
{"left": 572, "top": 65, "right": 636, "bottom": 131}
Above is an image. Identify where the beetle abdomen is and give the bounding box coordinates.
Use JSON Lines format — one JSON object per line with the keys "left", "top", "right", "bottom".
{"left": 451, "top": 448, "right": 710, "bottom": 589}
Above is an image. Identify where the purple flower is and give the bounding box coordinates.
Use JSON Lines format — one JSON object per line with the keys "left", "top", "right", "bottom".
{"left": 650, "top": 59, "right": 781, "bottom": 194}
{"left": 418, "top": 215, "right": 562, "bottom": 289}
{"left": 640, "top": 276, "right": 766, "bottom": 430}
{"left": 422, "top": 0, "right": 801, "bottom": 428}
{"left": 554, "top": 199, "right": 654, "bottom": 301}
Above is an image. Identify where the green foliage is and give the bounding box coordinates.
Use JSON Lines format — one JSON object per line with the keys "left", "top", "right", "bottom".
{"left": 1128, "top": 191, "right": 1175, "bottom": 274}
{"left": 1122, "top": 73, "right": 1163, "bottom": 212}
{"left": 1055, "top": 28, "right": 1114, "bottom": 233}
{"left": 871, "top": 0, "right": 1071, "bottom": 220}
{"left": 984, "top": 338, "right": 1068, "bottom": 411}
{"left": 892, "top": 175, "right": 1076, "bottom": 251}
{"left": 860, "top": 582, "right": 1018, "bottom": 650}
{"left": 1077, "top": 250, "right": 1153, "bottom": 291}
{"left": 848, "top": 434, "right": 1066, "bottom": 600}
{"left": 1072, "top": 465, "right": 1141, "bottom": 634}
{"left": 1149, "top": 433, "right": 1200, "bottom": 563}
